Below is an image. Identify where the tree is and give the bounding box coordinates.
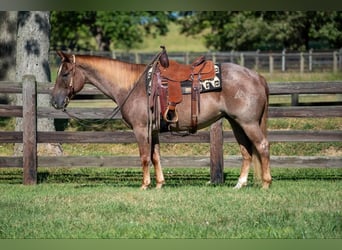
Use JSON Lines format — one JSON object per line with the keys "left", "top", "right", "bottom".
{"left": 177, "top": 11, "right": 342, "bottom": 51}
{"left": 15, "top": 11, "right": 62, "bottom": 156}
{"left": 0, "top": 11, "right": 17, "bottom": 106}
{"left": 50, "top": 11, "right": 173, "bottom": 51}
{"left": 0, "top": 11, "right": 17, "bottom": 81}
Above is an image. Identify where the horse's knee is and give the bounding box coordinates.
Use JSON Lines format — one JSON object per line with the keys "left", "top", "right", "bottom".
{"left": 141, "top": 155, "right": 150, "bottom": 167}
{"left": 151, "top": 152, "right": 161, "bottom": 166}
{"left": 257, "top": 139, "right": 270, "bottom": 158}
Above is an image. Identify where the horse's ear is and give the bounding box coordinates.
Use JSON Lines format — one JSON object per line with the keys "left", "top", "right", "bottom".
{"left": 56, "top": 51, "right": 69, "bottom": 62}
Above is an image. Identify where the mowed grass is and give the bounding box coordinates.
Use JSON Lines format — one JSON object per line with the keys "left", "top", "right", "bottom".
{"left": 0, "top": 167, "right": 341, "bottom": 239}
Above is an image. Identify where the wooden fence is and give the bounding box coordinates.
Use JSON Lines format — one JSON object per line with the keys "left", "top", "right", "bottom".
{"left": 0, "top": 76, "right": 341, "bottom": 184}
{"left": 51, "top": 49, "right": 342, "bottom": 73}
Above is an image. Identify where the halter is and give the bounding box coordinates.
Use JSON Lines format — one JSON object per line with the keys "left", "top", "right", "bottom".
{"left": 57, "top": 54, "right": 76, "bottom": 91}
{"left": 69, "top": 54, "right": 76, "bottom": 91}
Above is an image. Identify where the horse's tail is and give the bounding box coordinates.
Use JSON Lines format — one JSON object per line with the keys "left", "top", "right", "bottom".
{"left": 252, "top": 76, "right": 269, "bottom": 186}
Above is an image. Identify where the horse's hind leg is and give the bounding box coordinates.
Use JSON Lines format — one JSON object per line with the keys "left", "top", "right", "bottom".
{"left": 228, "top": 118, "right": 253, "bottom": 189}
{"left": 151, "top": 132, "right": 165, "bottom": 189}
{"left": 239, "top": 123, "right": 271, "bottom": 189}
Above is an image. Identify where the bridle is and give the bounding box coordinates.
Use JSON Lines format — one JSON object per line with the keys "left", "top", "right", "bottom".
{"left": 66, "top": 54, "right": 77, "bottom": 96}
{"left": 68, "top": 54, "right": 76, "bottom": 91}
{"left": 57, "top": 54, "right": 76, "bottom": 96}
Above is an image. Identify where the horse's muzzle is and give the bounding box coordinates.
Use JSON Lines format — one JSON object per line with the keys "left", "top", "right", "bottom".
{"left": 51, "top": 96, "right": 69, "bottom": 110}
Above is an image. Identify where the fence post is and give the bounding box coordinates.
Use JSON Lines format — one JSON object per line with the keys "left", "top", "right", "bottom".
{"left": 255, "top": 49, "right": 259, "bottom": 71}
{"left": 210, "top": 119, "right": 224, "bottom": 184}
{"left": 240, "top": 53, "right": 244, "bottom": 67}
{"left": 134, "top": 52, "right": 140, "bottom": 64}
{"left": 230, "top": 50, "right": 234, "bottom": 63}
{"left": 269, "top": 53, "right": 274, "bottom": 74}
{"left": 282, "top": 49, "right": 286, "bottom": 72}
{"left": 339, "top": 48, "right": 342, "bottom": 71}
{"left": 185, "top": 52, "right": 189, "bottom": 65}
{"left": 300, "top": 52, "right": 304, "bottom": 73}
{"left": 22, "top": 75, "right": 37, "bottom": 185}
{"left": 309, "top": 49, "right": 313, "bottom": 71}
{"left": 333, "top": 51, "right": 338, "bottom": 73}
{"left": 212, "top": 52, "right": 216, "bottom": 63}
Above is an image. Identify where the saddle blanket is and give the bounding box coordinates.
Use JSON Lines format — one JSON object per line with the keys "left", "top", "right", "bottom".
{"left": 147, "top": 63, "right": 222, "bottom": 95}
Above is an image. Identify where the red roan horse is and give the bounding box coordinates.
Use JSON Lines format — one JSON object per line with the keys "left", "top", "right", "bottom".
{"left": 51, "top": 49, "right": 272, "bottom": 189}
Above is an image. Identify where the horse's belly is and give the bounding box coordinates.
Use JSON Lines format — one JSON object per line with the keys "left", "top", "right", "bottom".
{"left": 169, "top": 93, "right": 224, "bottom": 131}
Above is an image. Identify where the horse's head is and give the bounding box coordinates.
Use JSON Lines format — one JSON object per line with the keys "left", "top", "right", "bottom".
{"left": 51, "top": 51, "right": 85, "bottom": 110}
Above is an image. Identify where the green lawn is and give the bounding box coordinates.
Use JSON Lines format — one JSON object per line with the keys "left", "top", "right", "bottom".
{"left": 0, "top": 168, "right": 341, "bottom": 239}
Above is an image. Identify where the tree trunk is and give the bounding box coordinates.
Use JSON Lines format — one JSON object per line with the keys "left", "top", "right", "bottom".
{"left": 15, "top": 11, "right": 62, "bottom": 156}
{"left": 0, "top": 11, "right": 17, "bottom": 103}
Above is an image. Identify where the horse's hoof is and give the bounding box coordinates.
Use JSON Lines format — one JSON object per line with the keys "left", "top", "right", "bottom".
{"left": 156, "top": 182, "right": 164, "bottom": 189}
{"left": 233, "top": 181, "right": 247, "bottom": 189}
{"left": 261, "top": 182, "right": 271, "bottom": 189}
{"left": 140, "top": 184, "right": 149, "bottom": 190}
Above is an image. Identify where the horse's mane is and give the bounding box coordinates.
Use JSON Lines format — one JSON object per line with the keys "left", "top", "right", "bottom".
{"left": 75, "top": 55, "right": 147, "bottom": 89}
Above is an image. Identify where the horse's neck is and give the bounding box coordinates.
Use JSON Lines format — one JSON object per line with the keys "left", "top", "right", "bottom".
{"left": 78, "top": 57, "right": 144, "bottom": 105}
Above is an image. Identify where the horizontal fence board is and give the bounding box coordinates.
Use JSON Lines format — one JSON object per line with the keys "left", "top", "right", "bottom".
{"left": 0, "top": 156, "right": 340, "bottom": 168}
{"left": 38, "top": 107, "right": 122, "bottom": 119}
{"left": 1, "top": 81, "right": 342, "bottom": 95}
{"left": 0, "top": 130, "right": 341, "bottom": 143}
{"left": 0, "top": 105, "right": 22, "bottom": 117}
{"left": 1, "top": 105, "right": 341, "bottom": 119}
{"left": 268, "top": 106, "right": 342, "bottom": 118}
{"left": 268, "top": 82, "right": 342, "bottom": 95}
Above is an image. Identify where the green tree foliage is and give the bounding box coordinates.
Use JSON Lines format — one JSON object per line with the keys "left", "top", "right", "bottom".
{"left": 50, "top": 11, "right": 173, "bottom": 51}
{"left": 178, "top": 11, "right": 342, "bottom": 51}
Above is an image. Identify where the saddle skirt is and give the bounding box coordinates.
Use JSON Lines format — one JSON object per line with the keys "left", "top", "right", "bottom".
{"left": 159, "top": 59, "right": 216, "bottom": 82}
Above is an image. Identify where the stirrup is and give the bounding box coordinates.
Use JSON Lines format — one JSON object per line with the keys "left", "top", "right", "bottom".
{"left": 163, "top": 107, "right": 179, "bottom": 123}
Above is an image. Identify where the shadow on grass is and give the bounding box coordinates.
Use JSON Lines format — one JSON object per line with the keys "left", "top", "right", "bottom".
{"left": 0, "top": 167, "right": 341, "bottom": 187}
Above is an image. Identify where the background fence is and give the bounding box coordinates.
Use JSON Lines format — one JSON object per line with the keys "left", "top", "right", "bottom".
{"left": 0, "top": 76, "right": 341, "bottom": 184}
{"left": 49, "top": 49, "right": 342, "bottom": 73}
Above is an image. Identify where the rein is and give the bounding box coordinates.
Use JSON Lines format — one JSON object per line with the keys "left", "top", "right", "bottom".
{"left": 63, "top": 106, "right": 122, "bottom": 129}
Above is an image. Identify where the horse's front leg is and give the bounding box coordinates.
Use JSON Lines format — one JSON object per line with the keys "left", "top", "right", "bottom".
{"left": 151, "top": 132, "right": 165, "bottom": 189}
{"left": 134, "top": 128, "right": 152, "bottom": 190}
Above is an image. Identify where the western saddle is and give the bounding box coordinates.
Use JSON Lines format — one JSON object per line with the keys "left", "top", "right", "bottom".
{"left": 151, "top": 46, "right": 216, "bottom": 133}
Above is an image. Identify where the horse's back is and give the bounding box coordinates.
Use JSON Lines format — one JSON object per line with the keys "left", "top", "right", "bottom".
{"left": 221, "top": 62, "right": 266, "bottom": 85}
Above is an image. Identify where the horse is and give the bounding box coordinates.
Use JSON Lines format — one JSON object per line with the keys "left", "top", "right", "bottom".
{"left": 51, "top": 50, "right": 272, "bottom": 189}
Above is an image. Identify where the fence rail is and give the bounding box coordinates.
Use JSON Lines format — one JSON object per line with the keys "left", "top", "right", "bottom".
{"left": 0, "top": 77, "right": 342, "bottom": 184}
{"left": 49, "top": 49, "right": 342, "bottom": 73}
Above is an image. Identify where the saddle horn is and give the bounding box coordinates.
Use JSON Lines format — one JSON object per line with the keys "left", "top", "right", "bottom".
{"left": 159, "top": 45, "right": 169, "bottom": 68}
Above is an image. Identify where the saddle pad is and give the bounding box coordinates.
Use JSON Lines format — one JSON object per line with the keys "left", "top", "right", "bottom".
{"left": 181, "top": 64, "right": 222, "bottom": 94}
{"left": 146, "top": 63, "right": 222, "bottom": 95}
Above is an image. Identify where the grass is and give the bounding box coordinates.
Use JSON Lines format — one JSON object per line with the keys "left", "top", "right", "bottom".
{"left": 0, "top": 167, "right": 341, "bottom": 239}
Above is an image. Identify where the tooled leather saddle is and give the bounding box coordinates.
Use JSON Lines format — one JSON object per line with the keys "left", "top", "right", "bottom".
{"left": 150, "top": 46, "right": 217, "bottom": 133}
